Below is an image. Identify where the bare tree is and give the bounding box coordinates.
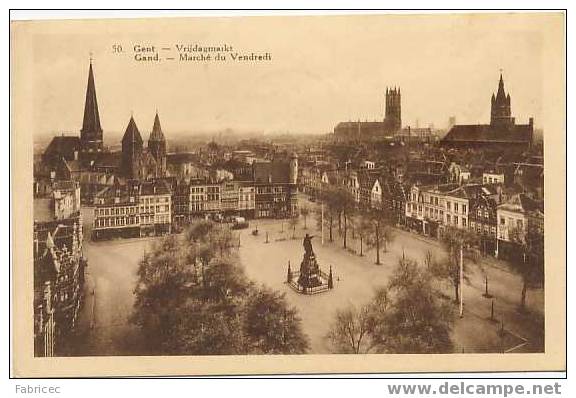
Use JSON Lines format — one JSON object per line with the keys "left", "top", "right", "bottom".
{"left": 300, "top": 205, "right": 310, "bottom": 229}
{"left": 508, "top": 226, "right": 544, "bottom": 310}
{"left": 288, "top": 216, "right": 299, "bottom": 239}
{"left": 356, "top": 215, "right": 372, "bottom": 256}
{"left": 326, "top": 304, "right": 375, "bottom": 354}
{"left": 365, "top": 209, "right": 392, "bottom": 265}
{"left": 371, "top": 256, "right": 455, "bottom": 353}
{"left": 331, "top": 186, "right": 356, "bottom": 249}
{"left": 430, "top": 226, "right": 479, "bottom": 303}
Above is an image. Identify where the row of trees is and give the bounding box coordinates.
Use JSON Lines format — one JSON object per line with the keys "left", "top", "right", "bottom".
{"left": 327, "top": 256, "right": 455, "bottom": 354}
{"left": 326, "top": 224, "right": 543, "bottom": 354}
{"left": 131, "top": 220, "right": 309, "bottom": 355}
{"left": 431, "top": 225, "right": 544, "bottom": 311}
{"left": 313, "top": 183, "right": 543, "bottom": 311}
{"left": 314, "top": 185, "right": 396, "bottom": 265}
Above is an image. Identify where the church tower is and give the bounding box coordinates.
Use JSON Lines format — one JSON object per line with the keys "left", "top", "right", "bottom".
{"left": 148, "top": 111, "right": 167, "bottom": 177}
{"left": 80, "top": 60, "right": 104, "bottom": 159}
{"left": 384, "top": 87, "right": 402, "bottom": 133}
{"left": 120, "top": 116, "right": 144, "bottom": 180}
{"left": 490, "top": 73, "right": 514, "bottom": 128}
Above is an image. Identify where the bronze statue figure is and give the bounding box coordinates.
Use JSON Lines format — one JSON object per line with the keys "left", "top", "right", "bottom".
{"left": 303, "top": 233, "right": 315, "bottom": 256}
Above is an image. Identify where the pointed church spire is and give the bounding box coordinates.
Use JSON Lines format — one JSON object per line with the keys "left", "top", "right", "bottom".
{"left": 81, "top": 60, "right": 103, "bottom": 138}
{"left": 148, "top": 111, "right": 167, "bottom": 176}
{"left": 149, "top": 111, "right": 165, "bottom": 141}
{"left": 490, "top": 70, "right": 513, "bottom": 127}
{"left": 496, "top": 71, "right": 506, "bottom": 100}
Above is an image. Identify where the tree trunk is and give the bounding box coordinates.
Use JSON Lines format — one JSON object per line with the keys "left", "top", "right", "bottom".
{"left": 454, "top": 281, "right": 460, "bottom": 303}
{"left": 343, "top": 214, "right": 347, "bottom": 248}
{"left": 375, "top": 225, "right": 381, "bottom": 265}
{"left": 360, "top": 236, "right": 363, "bottom": 256}
{"left": 520, "top": 278, "right": 527, "bottom": 309}
{"left": 329, "top": 216, "right": 333, "bottom": 242}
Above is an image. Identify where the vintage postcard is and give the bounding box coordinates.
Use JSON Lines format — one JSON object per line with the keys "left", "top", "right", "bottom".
{"left": 11, "top": 12, "right": 565, "bottom": 377}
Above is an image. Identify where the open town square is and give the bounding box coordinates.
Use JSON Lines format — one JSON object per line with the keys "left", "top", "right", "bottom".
{"left": 27, "top": 14, "right": 554, "bottom": 361}
{"left": 67, "top": 192, "right": 543, "bottom": 356}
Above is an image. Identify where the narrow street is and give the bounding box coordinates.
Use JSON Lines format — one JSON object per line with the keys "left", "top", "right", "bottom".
{"left": 69, "top": 208, "right": 161, "bottom": 356}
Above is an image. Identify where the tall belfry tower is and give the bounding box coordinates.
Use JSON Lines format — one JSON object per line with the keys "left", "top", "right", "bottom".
{"left": 121, "top": 116, "right": 144, "bottom": 180}
{"left": 490, "top": 73, "right": 514, "bottom": 128}
{"left": 80, "top": 58, "right": 104, "bottom": 159}
{"left": 148, "top": 111, "right": 167, "bottom": 176}
{"left": 384, "top": 87, "right": 402, "bottom": 133}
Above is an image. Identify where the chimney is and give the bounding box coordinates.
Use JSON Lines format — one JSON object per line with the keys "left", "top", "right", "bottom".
{"left": 74, "top": 150, "right": 79, "bottom": 161}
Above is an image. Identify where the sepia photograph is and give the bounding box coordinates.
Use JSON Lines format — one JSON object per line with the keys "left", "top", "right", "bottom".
{"left": 11, "top": 11, "right": 566, "bottom": 377}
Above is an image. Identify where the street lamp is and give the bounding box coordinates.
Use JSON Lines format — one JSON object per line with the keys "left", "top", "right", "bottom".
{"left": 459, "top": 244, "right": 464, "bottom": 318}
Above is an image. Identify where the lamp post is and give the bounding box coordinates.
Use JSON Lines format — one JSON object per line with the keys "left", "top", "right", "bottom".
{"left": 459, "top": 244, "right": 464, "bottom": 318}
{"left": 321, "top": 202, "right": 325, "bottom": 245}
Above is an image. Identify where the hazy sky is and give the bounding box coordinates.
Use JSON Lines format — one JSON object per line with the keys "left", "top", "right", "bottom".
{"left": 12, "top": 13, "right": 564, "bottom": 141}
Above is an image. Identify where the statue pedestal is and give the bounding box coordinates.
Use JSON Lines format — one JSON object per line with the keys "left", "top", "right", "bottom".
{"left": 297, "top": 253, "right": 322, "bottom": 289}
{"left": 288, "top": 251, "right": 333, "bottom": 295}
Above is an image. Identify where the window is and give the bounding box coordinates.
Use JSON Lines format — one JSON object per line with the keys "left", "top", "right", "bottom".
{"left": 454, "top": 203, "right": 459, "bottom": 212}
{"left": 517, "top": 220, "right": 523, "bottom": 229}
{"left": 462, "top": 218, "right": 467, "bottom": 227}
{"left": 500, "top": 217, "right": 506, "bottom": 225}
{"left": 462, "top": 205, "right": 467, "bottom": 214}
{"left": 447, "top": 214, "right": 451, "bottom": 224}
{"left": 454, "top": 216, "right": 459, "bottom": 225}
{"left": 446, "top": 201, "right": 451, "bottom": 210}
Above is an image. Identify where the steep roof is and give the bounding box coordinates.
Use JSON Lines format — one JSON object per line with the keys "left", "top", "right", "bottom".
{"left": 498, "top": 193, "right": 543, "bottom": 214}
{"left": 358, "top": 172, "right": 379, "bottom": 190}
{"left": 81, "top": 62, "right": 103, "bottom": 135}
{"left": 253, "top": 160, "right": 290, "bottom": 184}
{"left": 149, "top": 112, "right": 165, "bottom": 142}
{"left": 43, "top": 136, "right": 81, "bottom": 161}
{"left": 121, "top": 116, "right": 143, "bottom": 149}
{"left": 93, "top": 151, "right": 122, "bottom": 168}
{"left": 167, "top": 152, "right": 197, "bottom": 164}
{"left": 140, "top": 179, "right": 171, "bottom": 196}
{"left": 442, "top": 124, "right": 532, "bottom": 144}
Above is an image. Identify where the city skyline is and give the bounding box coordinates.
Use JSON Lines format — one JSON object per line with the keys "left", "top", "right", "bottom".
{"left": 17, "top": 13, "right": 562, "bottom": 139}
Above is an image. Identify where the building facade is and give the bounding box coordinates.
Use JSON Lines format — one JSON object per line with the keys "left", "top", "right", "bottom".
{"left": 92, "top": 179, "right": 172, "bottom": 239}
{"left": 33, "top": 182, "right": 86, "bottom": 357}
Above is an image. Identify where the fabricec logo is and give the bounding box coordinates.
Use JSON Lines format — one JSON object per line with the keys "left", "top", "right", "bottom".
{"left": 15, "top": 385, "right": 61, "bottom": 394}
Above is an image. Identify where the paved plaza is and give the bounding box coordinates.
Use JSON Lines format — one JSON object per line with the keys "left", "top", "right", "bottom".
{"left": 239, "top": 217, "right": 544, "bottom": 353}
{"left": 73, "top": 204, "right": 544, "bottom": 355}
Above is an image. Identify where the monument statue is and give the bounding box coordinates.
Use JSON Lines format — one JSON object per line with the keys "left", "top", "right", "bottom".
{"left": 298, "top": 233, "right": 321, "bottom": 290}
{"left": 289, "top": 232, "right": 333, "bottom": 294}
{"left": 303, "top": 233, "right": 315, "bottom": 257}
